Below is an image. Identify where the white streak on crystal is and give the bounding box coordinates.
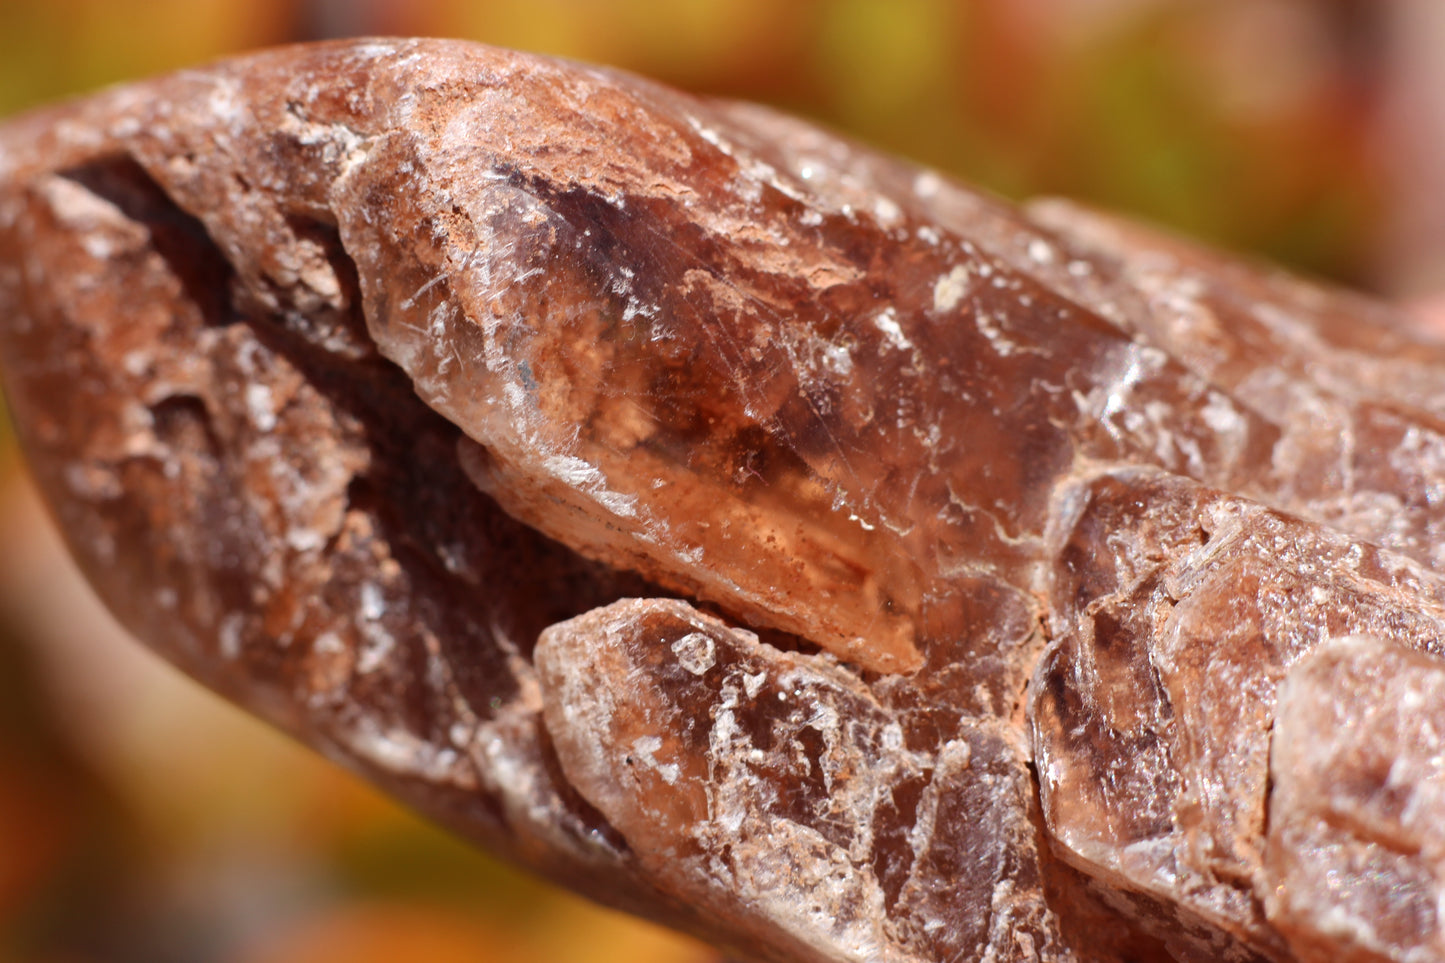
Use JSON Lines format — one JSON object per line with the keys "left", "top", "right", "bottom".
{"left": 630, "top": 735, "right": 680, "bottom": 785}
{"left": 822, "top": 342, "right": 854, "bottom": 377}
{"left": 932, "top": 265, "right": 971, "bottom": 313}
{"left": 543, "top": 455, "right": 639, "bottom": 518}
{"left": 357, "top": 621, "right": 395, "bottom": 674}
{"left": 448, "top": 722, "right": 475, "bottom": 748}
{"left": 873, "top": 307, "right": 912, "bottom": 351}
{"left": 340, "top": 717, "right": 467, "bottom": 786}
{"left": 976, "top": 312, "right": 1019, "bottom": 357}
{"left": 882, "top": 722, "right": 904, "bottom": 752}
{"left": 245, "top": 383, "right": 277, "bottom": 431}
{"left": 360, "top": 582, "right": 386, "bottom": 620}
{"left": 313, "top": 632, "right": 344, "bottom": 655}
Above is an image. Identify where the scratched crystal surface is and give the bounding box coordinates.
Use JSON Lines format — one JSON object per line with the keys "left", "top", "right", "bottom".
{"left": 1031, "top": 468, "right": 1445, "bottom": 960}
{"left": 537, "top": 598, "right": 1058, "bottom": 963}
{"left": 1265, "top": 636, "right": 1445, "bottom": 963}
{"left": 2, "top": 37, "right": 1445, "bottom": 963}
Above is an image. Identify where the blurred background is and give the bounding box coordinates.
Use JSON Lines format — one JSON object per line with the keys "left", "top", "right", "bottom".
{"left": 1, "top": 1, "right": 1444, "bottom": 961}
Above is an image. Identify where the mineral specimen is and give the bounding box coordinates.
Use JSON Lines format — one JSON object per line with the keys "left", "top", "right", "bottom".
{"left": 1, "top": 37, "right": 1443, "bottom": 963}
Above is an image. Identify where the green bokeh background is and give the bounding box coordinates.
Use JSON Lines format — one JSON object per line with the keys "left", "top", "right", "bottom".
{"left": 0, "top": 2, "right": 1412, "bottom": 961}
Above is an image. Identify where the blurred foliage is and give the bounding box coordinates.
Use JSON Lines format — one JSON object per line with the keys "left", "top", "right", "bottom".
{"left": 0, "top": 1, "right": 1404, "bottom": 961}
{"left": 0, "top": 0, "right": 293, "bottom": 116}
{"left": 0, "top": 0, "right": 1388, "bottom": 280}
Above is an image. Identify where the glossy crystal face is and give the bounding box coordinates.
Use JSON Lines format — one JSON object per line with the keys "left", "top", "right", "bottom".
{"left": 3, "top": 37, "right": 1445, "bottom": 963}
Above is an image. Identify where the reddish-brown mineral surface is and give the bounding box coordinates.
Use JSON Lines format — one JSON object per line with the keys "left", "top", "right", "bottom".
{"left": 1, "top": 37, "right": 1444, "bottom": 963}
{"left": 1266, "top": 636, "right": 1445, "bottom": 963}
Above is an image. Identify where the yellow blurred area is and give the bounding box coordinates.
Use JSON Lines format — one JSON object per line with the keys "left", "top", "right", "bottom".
{"left": 0, "top": 0, "right": 295, "bottom": 114}
{"left": 0, "top": 2, "right": 1437, "bottom": 962}
{"left": 0, "top": 0, "right": 1400, "bottom": 280}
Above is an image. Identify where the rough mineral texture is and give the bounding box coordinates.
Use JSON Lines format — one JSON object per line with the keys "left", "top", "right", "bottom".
{"left": 1, "top": 37, "right": 1444, "bottom": 963}
{"left": 1265, "top": 636, "right": 1445, "bottom": 963}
